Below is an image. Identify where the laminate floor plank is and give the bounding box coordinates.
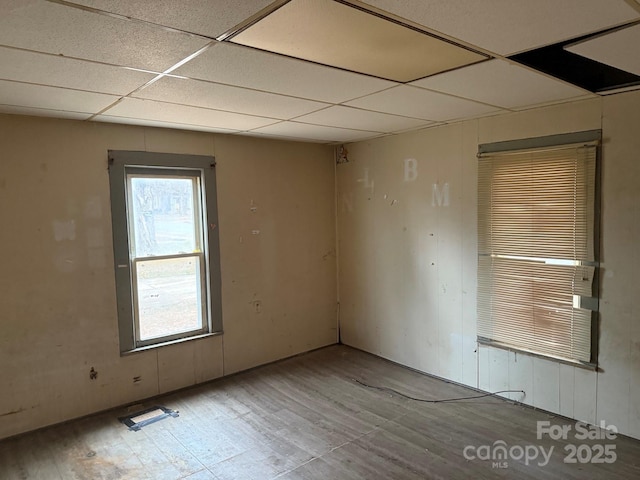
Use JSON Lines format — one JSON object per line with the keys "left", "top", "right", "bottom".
{"left": 1, "top": 345, "right": 640, "bottom": 480}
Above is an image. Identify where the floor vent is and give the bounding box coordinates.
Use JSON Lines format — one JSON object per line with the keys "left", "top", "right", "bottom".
{"left": 118, "top": 406, "right": 179, "bottom": 431}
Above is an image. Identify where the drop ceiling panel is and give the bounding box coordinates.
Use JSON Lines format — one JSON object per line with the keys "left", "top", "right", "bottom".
{"left": 0, "top": 47, "right": 155, "bottom": 96}
{"left": 244, "top": 132, "right": 328, "bottom": 144}
{"left": 361, "top": 0, "right": 640, "bottom": 55}
{"left": 565, "top": 23, "right": 640, "bottom": 77}
{"left": 230, "top": 0, "right": 485, "bottom": 82}
{"left": 0, "top": 105, "right": 91, "bottom": 121}
{"left": 93, "top": 115, "right": 239, "bottom": 134}
{"left": 294, "top": 105, "right": 433, "bottom": 132}
{"left": 134, "top": 76, "right": 329, "bottom": 120}
{"left": 0, "top": 80, "right": 119, "bottom": 114}
{"left": 70, "top": 0, "right": 277, "bottom": 38}
{"left": 103, "top": 98, "right": 279, "bottom": 131}
{"left": 174, "top": 42, "right": 396, "bottom": 103}
{"left": 251, "top": 122, "right": 381, "bottom": 143}
{"left": 0, "top": 0, "right": 209, "bottom": 71}
{"left": 345, "top": 85, "right": 501, "bottom": 121}
{"left": 412, "top": 59, "right": 590, "bottom": 109}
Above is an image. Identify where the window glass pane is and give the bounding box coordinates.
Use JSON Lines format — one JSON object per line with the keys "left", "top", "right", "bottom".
{"left": 109, "top": 151, "right": 222, "bottom": 353}
{"left": 130, "top": 176, "right": 199, "bottom": 257}
{"left": 135, "top": 256, "right": 203, "bottom": 341}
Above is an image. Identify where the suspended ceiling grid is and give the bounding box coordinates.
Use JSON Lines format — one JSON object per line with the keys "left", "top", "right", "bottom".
{"left": 0, "top": 0, "right": 639, "bottom": 143}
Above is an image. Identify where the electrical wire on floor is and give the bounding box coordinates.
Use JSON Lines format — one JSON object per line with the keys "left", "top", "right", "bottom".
{"left": 353, "top": 378, "right": 525, "bottom": 403}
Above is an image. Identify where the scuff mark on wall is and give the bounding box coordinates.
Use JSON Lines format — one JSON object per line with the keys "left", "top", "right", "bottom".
{"left": 322, "top": 249, "right": 336, "bottom": 261}
{"left": 53, "top": 220, "right": 76, "bottom": 241}
{"left": 84, "top": 197, "right": 102, "bottom": 219}
{"left": 87, "top": 225, "right": 107, "bottom": 268}
{"left": 250, "top": 300, "right": 262, "bottom": 313}
{"left": 357, "top": 168, "right": 374, "bottom": 197}
{"left": 342, "top": 193, "right": 354, "bottom": 213}
{"left": 52, "top": 219, "right": 79, "bottom": 272}
{"left": 0, "top": 408, "right": 25, "bottom": 417}
{"left": 53, "top": 244, "right": 78, "bottom": 273}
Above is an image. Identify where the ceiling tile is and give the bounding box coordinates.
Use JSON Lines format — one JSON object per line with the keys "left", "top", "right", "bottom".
{"left": 103, "top": 98, "right": 279, "bottom": 131}
{"left": 93, "top": 115, "right": 239, "bottom": 134}
{"left": 175, "top": 42, "right": 396, "bottom": 103}
{"left": 70, "top": 0, "right": 277, "bottom": 38}
{"left": 345, "top": 85, "right": 501, "bottom": 121}
{"left": 0, "top": 0, "right": 209, "bottom": 71}
{"left": 294, "top": 106, "right": 433, "bottom": 132}
{"left": 250, "top": 122, "right": 381, "bottom": 143}
{"left": 134, "top": 76, "right": 329, "bottom": 120}
{"left": 0, "top": 47, "right": 155, "bottom": 96}
{"left": 362, "top": 0, "right": 640, "bottom": 55}
{"left": 231, "top": 0, "right": 486, "bottom": 82}
{"left": 412, "top": 59, "right": 590, "bottom": 109}
{"left": 565, "top": 23, "right": 640, "bottom": 77}
{"left": 243, "top": 132, "right": 328, "bottom": 144}
{"left": 0, "top": 105, "right": 91, "bottom": 121}
{"left": 0, "top": 80, "right": 119, "bottom": 113}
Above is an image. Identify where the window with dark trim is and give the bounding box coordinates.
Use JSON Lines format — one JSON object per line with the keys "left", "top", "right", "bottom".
{"left": 477, "top": 131, "right": 600, "bottom": 366}
{"left": 108, "top": 151, "right": 222, "bottom": 353}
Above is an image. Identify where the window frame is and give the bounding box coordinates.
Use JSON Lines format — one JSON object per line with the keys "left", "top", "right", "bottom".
{"left": 476, "top": 130, "right": 601, "bottom": 368}
{"left": 108, "top": 150, "right": 223, "bottom": 354}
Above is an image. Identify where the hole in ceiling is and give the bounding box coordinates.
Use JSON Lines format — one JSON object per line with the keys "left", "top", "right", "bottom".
{"left": 510, "top": 24, "right": 640, "bottom": 94}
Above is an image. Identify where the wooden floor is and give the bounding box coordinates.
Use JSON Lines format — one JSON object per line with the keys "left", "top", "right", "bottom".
{"left": 1, "top": 345, "right": 639, "bottom": 480}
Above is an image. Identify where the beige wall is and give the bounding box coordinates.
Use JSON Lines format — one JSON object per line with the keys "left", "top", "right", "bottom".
{"left": 3, "top": 89, "right": 639, "bottom": 442}
{"left": 0, "top": 115, "right": 337, "bottom": 439}
{"left": 338, "top": 91, "right": 640, "bottom": 440}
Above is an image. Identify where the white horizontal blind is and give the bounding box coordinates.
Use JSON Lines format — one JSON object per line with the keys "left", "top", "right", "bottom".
{"left": 478, "top": 143, "right": 597, "bottom": 363}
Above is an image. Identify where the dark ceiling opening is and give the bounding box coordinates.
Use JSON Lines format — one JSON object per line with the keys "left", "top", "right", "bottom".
{"left": 510, "top": 28, "right": 640, "bottom": 93}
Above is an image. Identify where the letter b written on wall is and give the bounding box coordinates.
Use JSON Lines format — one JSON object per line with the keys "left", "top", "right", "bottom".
{"left": 354, "top": 158, "right": 449, "bottom": 207}
{"left": 404, "top": 158, "right": 418, "bottom": 182}
{"left": 404, "top": 158, "right": 449, "bottom": 207}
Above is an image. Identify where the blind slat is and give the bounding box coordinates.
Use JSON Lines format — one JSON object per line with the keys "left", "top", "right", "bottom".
{"left": 478, "top": 143, "right": 597, "bottom": 363}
